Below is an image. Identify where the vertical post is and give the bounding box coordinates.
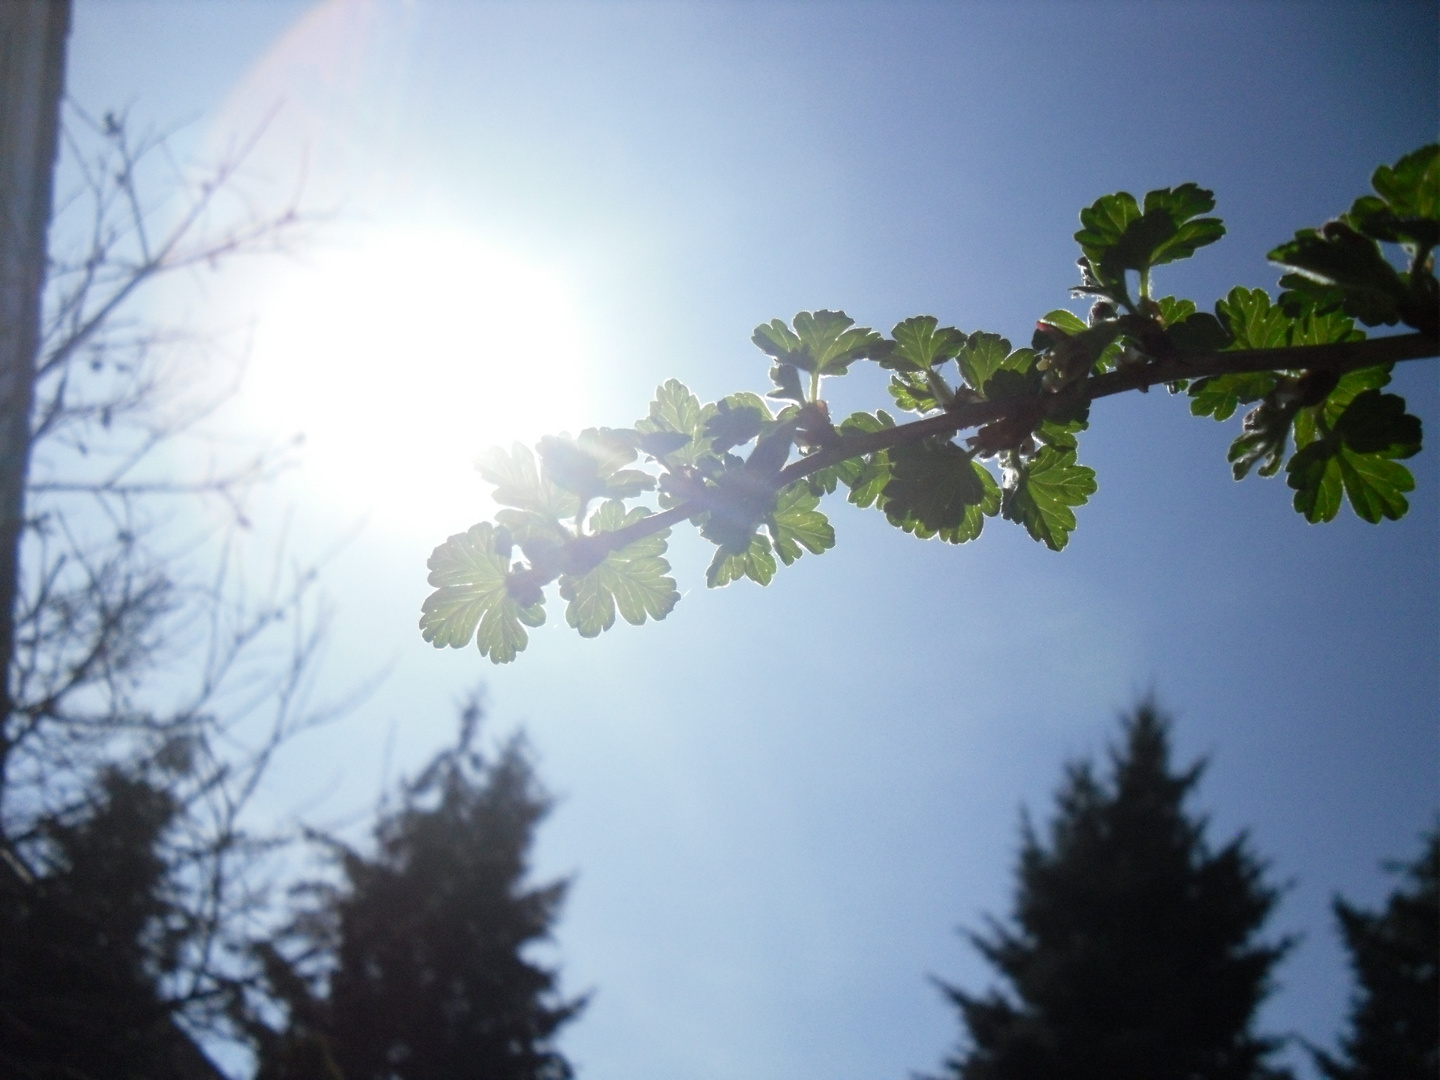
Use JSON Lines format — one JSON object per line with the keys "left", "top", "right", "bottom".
{"left": 0, "top": 1, "right": 70, "bottom": 759}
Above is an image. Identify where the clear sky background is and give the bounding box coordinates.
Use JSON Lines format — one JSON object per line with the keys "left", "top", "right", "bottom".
{"left": 67, "top": 2, "right": 1437, "bottom": 1078}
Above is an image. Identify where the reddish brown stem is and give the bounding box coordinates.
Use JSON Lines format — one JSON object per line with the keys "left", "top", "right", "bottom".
{"left": 512, "top": 332, "right": 1438, "bottom": 575}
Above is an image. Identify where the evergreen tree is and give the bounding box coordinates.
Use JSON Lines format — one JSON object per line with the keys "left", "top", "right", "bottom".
{"left": 0, "top": 769, "right": 222, "bottom": 1079}
{"left": 937, "top": 701, "right": 1293, "bottom": 1080}
{"left": 248, "top": 697, "right": 585, "bottom": 1080}
{"left": 1315, "top": 828, "right": 1439, "bottom": 1080}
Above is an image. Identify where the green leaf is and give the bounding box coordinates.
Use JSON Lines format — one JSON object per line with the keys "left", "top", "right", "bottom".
{"left": 697, "top": 460, "right": 782, "bottom": 557}
{"left": 1285, "top": 440, "right": 1346, "bottom": 523}
{"left": 752, "top": 318, "right": 802, "bottom": 361}
{"left": 1151, "top": 295, "right": 1233, "bottom": 354}
{"left": 1093, "top": 338, "right": 1124, "bottom": 373}
{"left": 957, "top": 333, "right": 1034, "bottom": 396}
{"left": 1001, "top": 447, "right": 1097, "bottom": 551}
{"left": 882, "top": 316, "right": 966, "bottom": 373}
{"left": 979, "top": 366, "right": 1041, "bottom": 403}
{"left": 767, "top": 481, "right": 835, "bottom": 565}
{"left": 1188, "top": 372, "right": 1278, "bottom": 422}
{"left": 1347, "top": 145, "right": 1440, "bottom": 250}
{"left": 1216, "top": 287, "right": 1292, "bottom": 349}
{"left": 1035, "top": 414, "right": 1089, "bottom": 451}
{"left": 635, "top": 430, "right": 692, "bottom": 458}
{"left": 945, "top": 464, "right": 1000, "bottom": 544}
{"left": 557, "top": 501, "right": 678, "bottom": 637}
{"left": 846, "top": 453, "right": 893, "bottom": 509}
{"left": 1035, "top": 309, "right": 1089, "bottom": 338}
{"left": 1369, "top": 144, "right": 1439, "bottom": 219}
{"left": 880, "top": 439, "right": 998, "bottom": 543}
{"left": 1286, "top": 374, "right": 1423, "bottom": 523}
{"left": 1270, "top": 221, "right": 1407, "bottom": 327}
{"left": 478, "top": 444, "right": 580, "bottom": 520}
{"left": 1300, "top": 365, "right": 1393, "bottom": 443}
{"left": 888, "top": 373, "right": 939, "bottom": 414}
{"left": 768, "top": 362, "right": 806, "bottom": 404}
{"left": 420, "top": 523, "right": 545, "bottom": 664}
{"left": 837, "top": 410, "right": 895, "bottom": 437}
{"left": 1336, "top": 450, "right": 1414, "bottom": 523}
{"left": 1155, "top": 296, "right": 1196, "bottom": 325}
{"left": 1076, "top": 184, "right": 1224, "bottom": 286}
{"left": 1033, "top": 311, "right": 1129, "bottom": 377}
{"left": 1287, "top": 304, "right": 1365, "bottom": 347}
{"left": 705, "top": 393, "right": 773, "bottom": 454}
{"left": 1229, "top": 390, "right": 1304, "bottom": 480}
{"left": 1167, "top": 311, "right": 1232, "bottom": 353}
{"left": 826, "top": 413, "right": 896, "bottom": 508}
{"left": 706, "top": 532, "right": 777, "bottom": 588}
{"left": 1076, "top": 191, "right": 1142, "bottom": 281}
{"left": 752, "top": 310, "right": 882, "bottom": 376}
{"left": 1144, "top": 184, "right": 1226, "bottom": 267}
{"left": 1286, "top": 440, "right": 1414, "bottom": 524}
{"left": 538, "top": 428, "right": 656, "bottom": 504}
{"left": 634, "top": 379, "right": 715, "bottom": 467}
{"left": 805, "top": 465, "right": 842, "bottom": 496}
{"left": 1333, "top": 390, "right": 1423, "bottom": 458}
{"left": 1214, "top": 286, "right": 1363, "bottom": 355}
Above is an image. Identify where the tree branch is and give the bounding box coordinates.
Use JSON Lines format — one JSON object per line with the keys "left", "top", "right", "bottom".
{"left": 524, "top": 333, "right": 1437, "bottom": 571}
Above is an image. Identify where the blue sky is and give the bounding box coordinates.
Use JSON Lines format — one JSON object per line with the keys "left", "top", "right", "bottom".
{"left": 68, "top": 2, "right": 1437, "bottom": 1078}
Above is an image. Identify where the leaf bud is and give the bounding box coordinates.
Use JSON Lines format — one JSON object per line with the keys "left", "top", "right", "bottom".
{"left": 1088, "top": 300, "right": 1117, "bottom": 325}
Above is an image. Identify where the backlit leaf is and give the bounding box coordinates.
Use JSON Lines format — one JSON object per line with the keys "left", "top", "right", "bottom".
{"left": 883, "top": 316, "right": 966, "bottom": 373}
{"left": 752, "top": 310, "right": 882, "bottom": 375}
{"left": 1270, "top": 221, "right": 1407, "bottom": 327}
{"left": 1076, "top": 184, "right": 1224, "bottom": 286}
{"left": 420, "top": 523, "right": 545, "bottom": 664}
{"left": 706, "top": 393, "right": 773, "bottom": 454}
{"left": 1346, "top": 144, "right": 1439, "bottom": 250}
{"left": 478, "top": 443, "right": 580, "bottom": 520}
{"left": 957, "top": 333, "right": 1034, "bottom": 397}
{"left": 1333, "top": 390, "right": 1422, "bottom": 458}
{"left": 1001, "top": 447, "right": 1097, "bottom": 551}
{"left": 538, "top": 428, "right": 656, "bottom": 504}
{"left": 635, "top": 379, "right": 715, "bottom": 468}
{"left": 1216, "top": 287, "right": 1292, "bottom": 349}
{"left": 1035, "top": 309, "right": 1089, "bottom": 338}
{"left": 768, "top": 481, "right": 835, "bottom": 565}
{"left": 888, "top": 373, "right": 940, "bottom": 414}
{"left": 706, "top": 531, "right": 777, "bottom": 588}
{"left": 557, "top": 501, "right": 678, "bottom": 637}
{"left": 1228, "top": 396, "right": 1297, "bottom": 480}
{"left": 880, "top": 439, "right": 998, "bottom": 543}
{"left": 1337, "top": 451, "right": 1414, "bottom": 522}
{"left": 1189, "top": 372, "right": 1278, "bottom": 422}
{"left": 1287, "top": 440, "right": 1414, "bottom": 524}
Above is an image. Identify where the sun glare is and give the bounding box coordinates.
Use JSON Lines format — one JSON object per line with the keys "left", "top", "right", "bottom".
{"left": 246, "top": 229, "right": 591, "bottom": 537}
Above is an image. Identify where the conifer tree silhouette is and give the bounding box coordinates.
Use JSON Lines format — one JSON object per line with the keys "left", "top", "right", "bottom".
{"left": 1315, "top": 828, "right": 1438, "bottom": 1080}
{"left": 247, "top": 697, "right": 584, "bottom": 1080}
{"left": 938, "top": 701, "right": 1293, "bottom": 1080}
{"left": 0, "top": 769, "right": 221, "bottom": 1079}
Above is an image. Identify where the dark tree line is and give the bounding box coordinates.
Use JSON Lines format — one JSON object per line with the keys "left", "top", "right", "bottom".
{"left": 0, "top": 695, "right": 585, "bottom": 1080}
{"left": 3, "top": 685, "right": 1431, "bottom": 1079}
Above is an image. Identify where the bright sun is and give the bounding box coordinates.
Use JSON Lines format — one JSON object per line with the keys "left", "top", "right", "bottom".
{"left": 246, "top": 228, "right": 591, "bottom": 538}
